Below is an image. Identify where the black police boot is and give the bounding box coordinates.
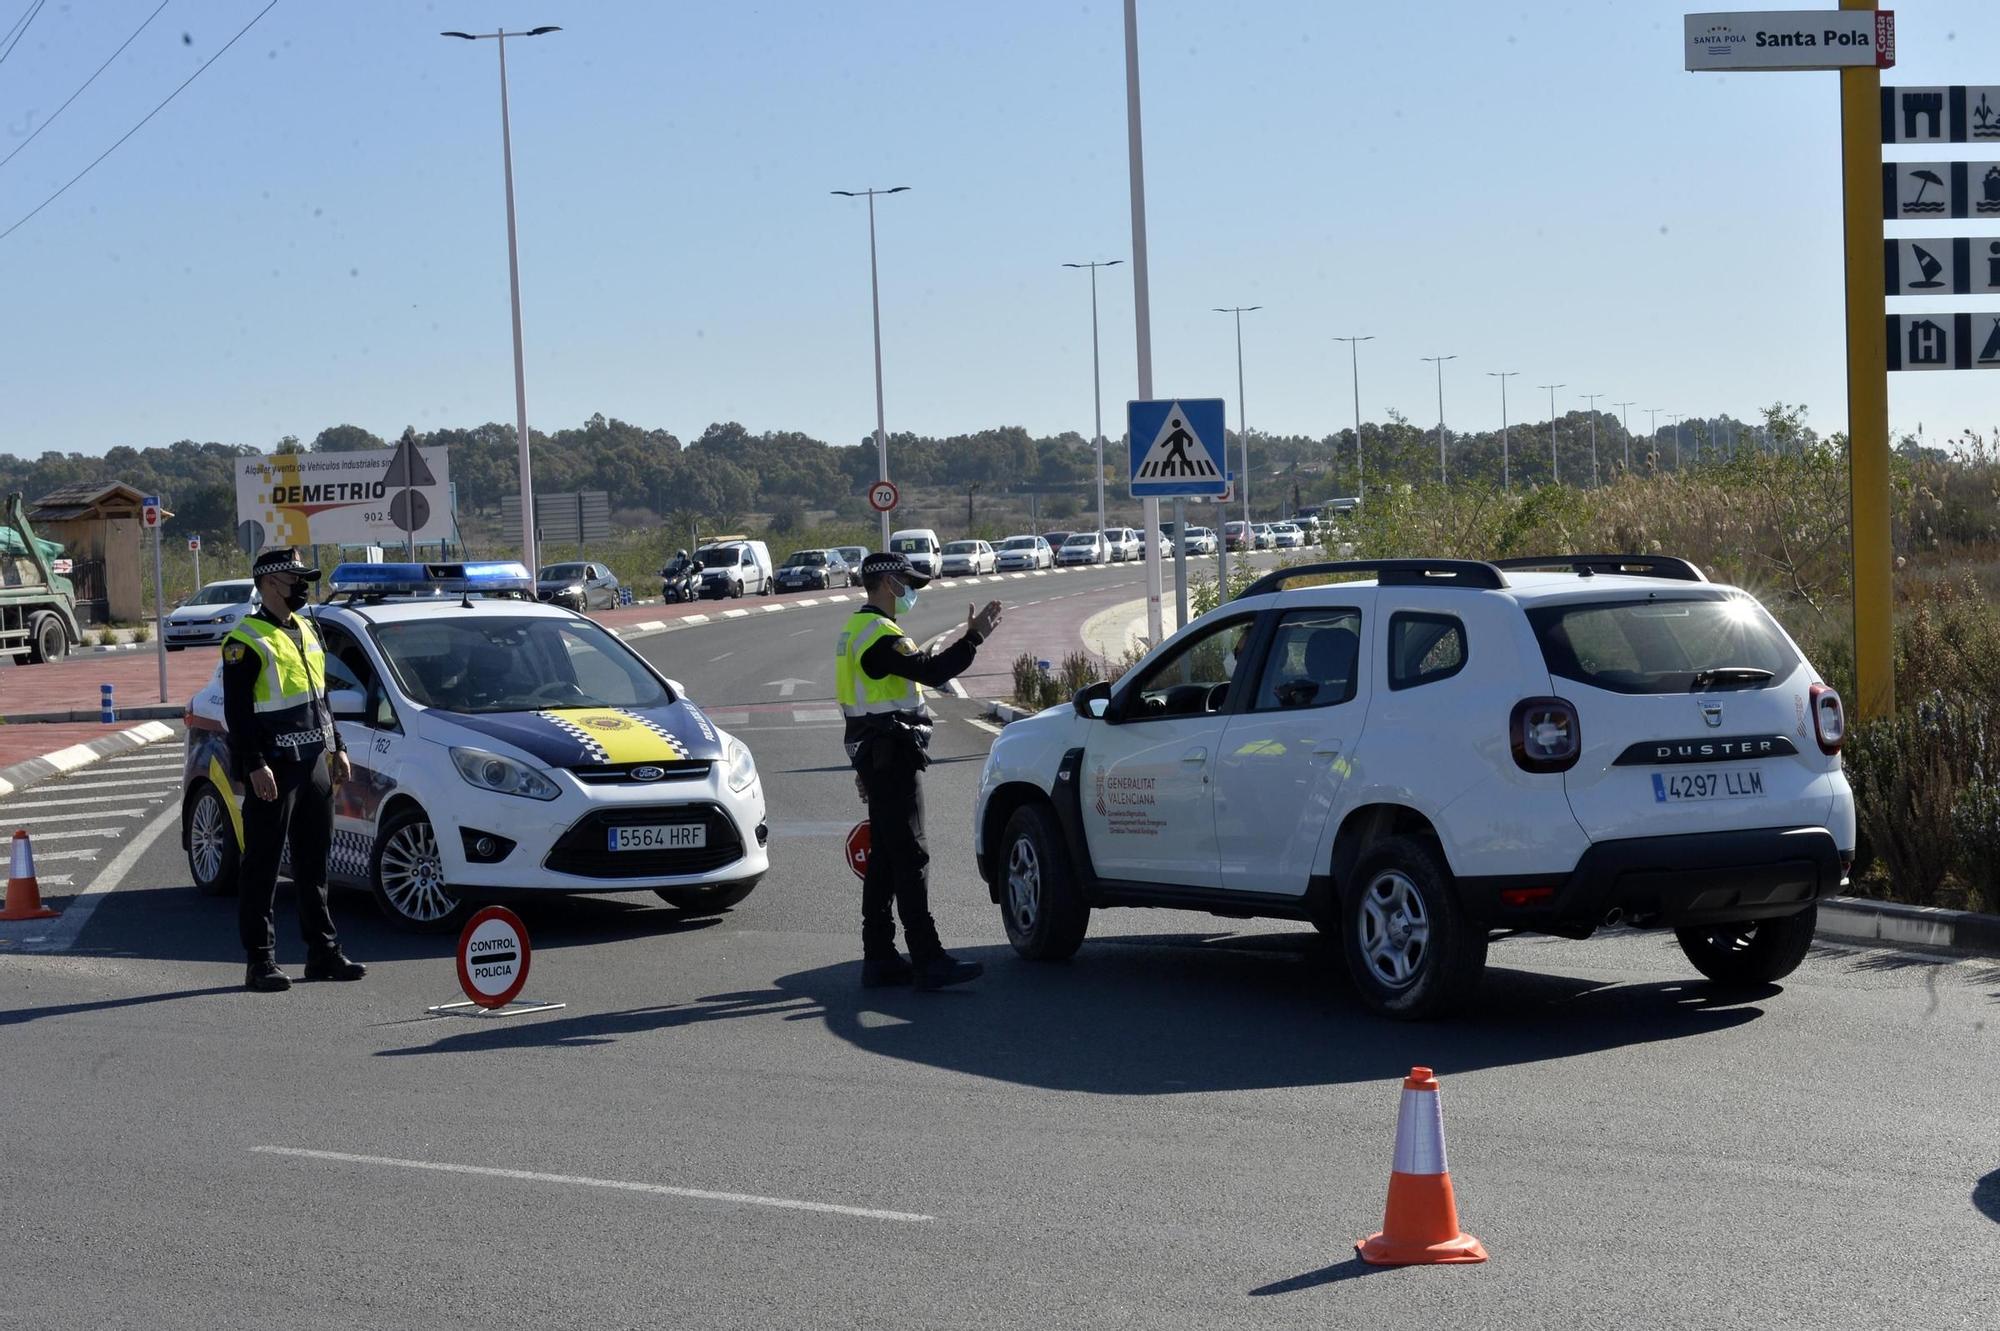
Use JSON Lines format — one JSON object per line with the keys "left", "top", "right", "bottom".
{"left": 860, "top": 953, "right": 914, "bottom": 988}
{"left": 245, "top": 957, "right": 292, "bottom": 993}
{"left": 304, "top": 948, "right": 367, "bottom": 982}
{"left": 911, "top": 951, "right": 984, "bottom": 991}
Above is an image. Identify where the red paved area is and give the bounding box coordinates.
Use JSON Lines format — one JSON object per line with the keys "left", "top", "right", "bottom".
{"left": 0, "top": 720, "right": 168, "bottom": 773}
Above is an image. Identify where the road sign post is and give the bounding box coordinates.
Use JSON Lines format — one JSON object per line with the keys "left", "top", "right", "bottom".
{"left": 142, "top": 496, "right": 166, "bottom": 704}
{"left": 189, "top": 534, "right": 202, "bottom": 590}
{"left": 428, "top": 904, "right": 564, "bottom": 1018}
{"left": 868, "top": 480, "right": 899, "bottom": 514}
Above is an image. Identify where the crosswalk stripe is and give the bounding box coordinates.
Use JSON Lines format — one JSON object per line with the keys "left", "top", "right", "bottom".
{"left": 18, "top": 827, "right": 128, "bottom": 841}
{"left": 19, "top": 776, "right": 179, "bottom": 795}
{"left": 34, "top": 848, "right": 103, "bottom": 862}
{"left": 0, "top": 809, "right": 151, "bottom": 823}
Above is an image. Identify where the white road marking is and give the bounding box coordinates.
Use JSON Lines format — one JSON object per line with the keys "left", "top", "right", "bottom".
{"left": 250, "top": 1147, "right": 934, "bottom": 1224}
{"left": 722, "top": 609, "right": 749, "bottom": 619}
{"left": 790, "top": 629, "right": 814, "bottom": 637}
{"left": 1031, "top": 570, "right": 1047, "bottom": 577}
{"left": 14, "top": 827, "right": 125, "bottom": 841}
{"left": 791, "top": 708, "right": 841, "bottom": 723}
{"left": 683, "top": 614, "right": 710, "bottom": 624}
{"left": 796, "top": 599, "right": 819, "bottom": 607}
{"left": 33, "top": 848, "right": 102, "bottom": 862}
{"left": 706, "top": 711, "right": 750, "bottom": 728}
{"left": 13, "top": 801, "right": 180, "bottom": 952}
{"left": 0, "top": 808, "right": 152, "bottom": 823}
{"left": 761, "top": 604, "right": 786, "bottom": 613}
{"left": 966, "top": 718, "right": 1003, "bottom": 735}
{"left": 99, "top": 753, "right": 184, "bottom": 767}
{"left": 826, "top": 594, "right": 852, "bottom": 603}
{"left": 3, "top": 775, "right": 179, "bottom": 796}
{"left": 710, "top": 652, "right": 734, "bottom": 662}
{"left": 635, "top": 620, "right": 666, "bottom": 632}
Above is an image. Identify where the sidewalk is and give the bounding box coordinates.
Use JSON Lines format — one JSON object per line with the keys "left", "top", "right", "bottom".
{"left": 0, "top": 719, "right": 177, "bottom": 797}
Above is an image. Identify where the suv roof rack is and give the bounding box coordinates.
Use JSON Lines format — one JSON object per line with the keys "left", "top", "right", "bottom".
{"left": 1490, "top": 554, "right": 1707, "bottom": 583}
{"left": 1236, "top": 559, "right": 1508, "bottom": 600}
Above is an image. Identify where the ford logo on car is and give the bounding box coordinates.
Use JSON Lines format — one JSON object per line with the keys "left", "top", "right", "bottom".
{"left": 630, "top": 766, "right": 665, "bottom": 782}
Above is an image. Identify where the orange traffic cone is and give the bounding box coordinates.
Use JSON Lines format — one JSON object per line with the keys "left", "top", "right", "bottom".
{"left": 0, "top": 829, "right": 59, "bottom": 922}
{"left": 1356, "top": 1066, "right": 1488, "bottom": 1265}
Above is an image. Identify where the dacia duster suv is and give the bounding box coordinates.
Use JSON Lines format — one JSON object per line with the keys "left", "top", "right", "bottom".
{"left": 974, "top": 556, "right": 1854, "bottom": 1019}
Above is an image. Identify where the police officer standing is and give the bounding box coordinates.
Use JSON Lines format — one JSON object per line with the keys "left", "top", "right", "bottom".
{"left": 223, "top": 547, "right": 366, "bottom": 993}
{"left": 837, "top": 552, "right": 1003, "bottom": 989}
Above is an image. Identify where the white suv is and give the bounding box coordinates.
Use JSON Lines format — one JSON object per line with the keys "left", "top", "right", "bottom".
{"left": 974, "top": 555, "right": 1854, "bottom": 1019}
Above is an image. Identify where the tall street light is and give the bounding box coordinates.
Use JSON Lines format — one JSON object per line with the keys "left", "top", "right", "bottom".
{"left": 1421, "top": 354, "right": 1457, "bottom": 486}
{"left": 1667, "top": 413, "right": 1684, "bottom": 469}
{"left": 1064, "top": 259, "right": 1123, "bottom": 547}
{"left": 1539, "top": 383, "right": 1565, "bottom": 484}
{"left": 1486, "top": 370, "right": 1518, "bottom": 490}
{"left": 1582, "top": 392, "right": 1604, "bottom": 486}
{"left": 1214, "top": 306, "right": 1262, "bottom": 527}
{"left": 442, "top": 25, "right": 562, "bottom": 573}
{"left": 1646, "top": 407, "right": 1662, "bottom": 466}
{"left": 832, "top": 185, "right": 911, "bottom": 548}
{"left": 1332, "top": 335, "right": 1373, "bottom": 502}
{"left": 1614, "top": 401, "right": 1637, "bottom": 472}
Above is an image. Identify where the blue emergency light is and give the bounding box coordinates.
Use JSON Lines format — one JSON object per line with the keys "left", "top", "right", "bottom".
{"left": 327, "top": 561, "right": 536, "bottom": 599}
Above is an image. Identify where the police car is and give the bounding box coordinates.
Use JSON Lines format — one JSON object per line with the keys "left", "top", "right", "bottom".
{"left": 975, "top": 555, "right": 1854, "bottom": 1019}
{"left": 181, "top": 562, "right": 768, "bottom": 931}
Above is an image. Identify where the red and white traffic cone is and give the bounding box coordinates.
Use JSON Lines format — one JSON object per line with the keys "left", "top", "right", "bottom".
{"left": 0, "top": 829, "right": 59, "bottom": 921}
{"left": 1356, "top": 1066, "right": 1488, "bottom": 1265}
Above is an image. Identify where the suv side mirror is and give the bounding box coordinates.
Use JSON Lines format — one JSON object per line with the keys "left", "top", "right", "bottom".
{"left": 1073, "top": 679, "right": 1112, "bottom": 720}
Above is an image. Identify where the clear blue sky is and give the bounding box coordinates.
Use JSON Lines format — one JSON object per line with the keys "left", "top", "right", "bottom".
{"left": 1, "top": 0, "right": 1996, "bottom": 457}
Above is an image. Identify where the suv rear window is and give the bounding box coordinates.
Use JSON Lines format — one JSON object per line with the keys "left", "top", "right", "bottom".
{"left": 1525, "top": 595, "right": 1799, "bottom": 695}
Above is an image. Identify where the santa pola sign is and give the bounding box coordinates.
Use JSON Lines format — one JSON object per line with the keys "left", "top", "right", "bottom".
{"left": 1685, "top": 10, "right": 1895, "bottom": 72}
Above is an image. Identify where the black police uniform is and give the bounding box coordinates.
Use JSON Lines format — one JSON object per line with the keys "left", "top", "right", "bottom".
{"left": 222, "top": 554, "right": 363, "bottom": 990}
{"left": 843, "top": 554, "right": 986, "bottom": 989}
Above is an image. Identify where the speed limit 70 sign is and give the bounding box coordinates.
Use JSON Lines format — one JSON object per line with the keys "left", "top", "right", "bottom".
{"left": 868, "top": 481, "right": 899, "bottom": 513}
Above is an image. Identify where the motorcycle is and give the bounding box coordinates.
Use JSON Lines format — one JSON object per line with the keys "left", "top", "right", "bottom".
{"left": 659, "top": 554, "right": 701, "bottom": 604}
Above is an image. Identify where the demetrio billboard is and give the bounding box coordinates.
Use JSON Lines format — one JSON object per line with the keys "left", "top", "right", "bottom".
{"left": 235, "top": 444, "right": 452, "bottom": 551}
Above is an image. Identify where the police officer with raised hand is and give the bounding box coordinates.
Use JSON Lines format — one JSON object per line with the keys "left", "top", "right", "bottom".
{"left": 223, "top": 547, "right": 366, "bottom": 993}
{"left": 837, "top": 552, "right": 1002, "bottom": 990}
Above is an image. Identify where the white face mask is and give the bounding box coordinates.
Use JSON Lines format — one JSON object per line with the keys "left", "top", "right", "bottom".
{"left": 895, "top": 585, "right": 919, "bottom": 616}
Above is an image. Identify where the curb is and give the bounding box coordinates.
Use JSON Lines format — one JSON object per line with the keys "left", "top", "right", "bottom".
{"left": 0, "top": 719, "right": 177, "bottom": 798}
{"left": 1, "top": 704, "right": 184, "bottom": 724}
{"left": 986, "top": 700, "right": 1036, "bottom": 725}
{"left": 1818, "top": 895, "right": 2000, "bottom": 958}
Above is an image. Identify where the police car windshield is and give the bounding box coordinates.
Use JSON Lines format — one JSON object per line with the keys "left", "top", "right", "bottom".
{"left": 372, "top": 617, "right": 672, "bottom": 714}
{"left": 187, "top": 581, "right": 254, "bottom": 606}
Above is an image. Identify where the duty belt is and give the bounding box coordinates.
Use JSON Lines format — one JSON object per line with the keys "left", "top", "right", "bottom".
{"left": 272, "top": 725, "right": 334, "bottom": 751}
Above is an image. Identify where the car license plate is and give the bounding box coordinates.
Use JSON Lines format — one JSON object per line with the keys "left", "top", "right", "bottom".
{"left": 1652, "top": 770, "right": 1765, "bottom": 803}
{"left": 607, "top": 823, "right": 707, "bottom": 851}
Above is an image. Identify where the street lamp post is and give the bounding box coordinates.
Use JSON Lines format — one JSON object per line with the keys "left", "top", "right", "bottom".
{"left": 1614, "top": 400, "right": 1636, "bottom": 472}
{"left": 832, "top": 185, "right": 911, "bottom": 549}
{"left": 1539, "top": 383, "right": 1565, "bottom": 484}
{"left": 1214, "top": 306, "right": 1262, "bottom": 528}
{"left": 1486, "top": 370, "right": 1518, "bottom": 489}
{"left": 442, "top": 25, "right": 562, "bottom": 574}
{"left": 1333, "top": 335, "right": 1373, "bottom": 502}
{"left": 1668, "top": 413, "right": 1683, "bottom": 470}
{"left": 1420, "top": 355, "right": 1457, "bottom": 486}
{"left": 1064, "top": 259, "right": 1123, "bottom": 549}
{"left": 1582, "top": 393, "right": 1604, "bottom": 486}
{"left": 1646, "top": 408, "right": 1662, "bottom": 466}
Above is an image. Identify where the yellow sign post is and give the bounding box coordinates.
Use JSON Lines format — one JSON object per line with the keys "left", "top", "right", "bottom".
{"left": 1840, "top": 0, "right": 1894, "bottom": 720}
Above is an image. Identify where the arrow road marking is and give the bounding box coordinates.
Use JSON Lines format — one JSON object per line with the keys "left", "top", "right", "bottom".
{"left": 766, "top": 678, "right": 814, "bottom": 698}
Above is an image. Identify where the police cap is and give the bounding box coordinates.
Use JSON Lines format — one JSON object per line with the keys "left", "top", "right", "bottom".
{"left": 858, "top": 551, "right": 930, "bottom": 589}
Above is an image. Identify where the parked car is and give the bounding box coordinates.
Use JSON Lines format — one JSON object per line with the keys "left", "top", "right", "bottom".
{"left": 1041, "top": 531, "right": 1074, "bottom": 554}
{"left": 974, "top": 552, "right": 1854, "bottom": 1020}
{"left": 1057, "top": 531, "right": 1107, "bottom": 566}
{"left": 1271, "top": 522, "right": 1305, "bottom": 549}
{"left": 697, "top": 539, "right": 774, "bottom": 599}
{"left": 774, "top": 549, "right": 851, "bottom": 592}
{"left": 1223, "top": 521, "right": 1251, "bottom": 552}
{"left": 941, "top": 539, "right": 998, "bottom": 576}
{"left": 1253, "top": 524, "right": 1276, "bottom": 550}
{"left": 834, "top": 545, "right": 870, "bottom": 575}
{"left": 1181, "top": 526, "right": 1218, "bottom": 556}
{"left": 537, "top": 561, "right": 621, "bottom": 611}
{"left": 995, "top": 535, "right": 1054, "bottom": 571}
{"left": 889, "top": 529, "right": 943, "bottom": 579}
{"left": 166, "top": 579, "right": 259, "bottom": 650}
{"left": 1100, "top": 527, "right": 1141, "bottom": 562}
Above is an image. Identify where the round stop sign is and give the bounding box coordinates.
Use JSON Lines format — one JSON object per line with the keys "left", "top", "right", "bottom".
{"left": 845, "top": 821, "right": 871, "bottom": 880}
{"left": 868, "top": 481, "right": 899, "bottom": 513}
{"left": 456, "top": 905, "right": 532, "bottom": 1008}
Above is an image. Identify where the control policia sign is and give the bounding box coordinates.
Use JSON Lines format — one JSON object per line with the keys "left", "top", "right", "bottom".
{"left": 1684, "top": 10, "right": 1894, "bottom": 71}
{"left": 235, "top": 437, "right": 452, "bottom": 551}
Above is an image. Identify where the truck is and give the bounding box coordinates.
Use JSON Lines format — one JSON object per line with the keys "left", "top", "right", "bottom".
{"left": 0, "top": 492, "right": 82, "bottom": 664}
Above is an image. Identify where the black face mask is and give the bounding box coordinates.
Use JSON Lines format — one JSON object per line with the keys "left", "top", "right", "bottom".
{"left": 282, "top": 584, "right": 310, "bottom": 613}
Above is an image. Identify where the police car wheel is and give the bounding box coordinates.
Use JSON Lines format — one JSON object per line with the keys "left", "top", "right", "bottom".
{"left": 370, "top": 807, "right": 468, "bottom": 933}
{"left": 186, "top": 782, "right": 239, "bottom": 897}
{"left": 999, "top": 802, "right": 1089, "bottom": 961}
{"left": 654, "top": 881, "right": 757, "bottom": 915}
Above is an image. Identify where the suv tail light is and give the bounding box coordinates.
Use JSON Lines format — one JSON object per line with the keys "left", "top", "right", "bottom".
{"left": 1810, "top": 683, "right": 1845, "bottom": 755}
{"left": 1511, "top": 697, "right": 1581, "bottom": 773}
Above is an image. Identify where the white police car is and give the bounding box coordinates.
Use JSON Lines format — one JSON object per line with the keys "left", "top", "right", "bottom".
{"left": 181, "top": 562, "right": 768, "bottom": 931}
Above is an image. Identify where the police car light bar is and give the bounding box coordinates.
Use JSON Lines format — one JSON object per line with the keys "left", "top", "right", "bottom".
{"left": 328, "top": 561, "right": 536, "bottom": 597}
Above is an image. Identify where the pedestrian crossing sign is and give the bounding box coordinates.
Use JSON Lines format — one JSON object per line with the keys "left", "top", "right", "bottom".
{"left": 1128, "top": 398, "right": 1228, "bottom": 497}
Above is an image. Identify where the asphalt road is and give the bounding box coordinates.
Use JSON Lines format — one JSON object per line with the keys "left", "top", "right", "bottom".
{"left": 2, "top": 555, "right": 1996, "bottom": 1330}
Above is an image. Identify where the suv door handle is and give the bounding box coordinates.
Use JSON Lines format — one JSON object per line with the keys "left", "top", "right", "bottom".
{"left": 1181, "top": 748, "right": 1208, "bottom": 764}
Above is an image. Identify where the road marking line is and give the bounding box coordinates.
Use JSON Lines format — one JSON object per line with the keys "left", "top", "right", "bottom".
{"left": 797, "top": 599, "right": 819, "bottom": 607}
{"left": 99, "top": 753, "right": 184, "bottom": 767}
{"left": 966, "top": 718, "right": 1003, "bottom": 735}
{"left": 722, "top": 609, "right": 749, "bottom": 618}
{"left": 14, "top": 800, "right": 179, "bottom": 952}
{"left": 249, "top": 1147, "right": 935, "bottom": 1223}
{"left": 790, "top": 628, "right": 814, "bottom": 637}
{"left": 761, "top": 604, "right": 786, "bottom": 613}
{"left": 827, "top": 594, "right": 852, "bottom": 603}
{"left": 1030, "top": 570, "right": 1046, "bottom": 577}
{"left": 14, "top": 827, "right": 125, "bottom": 841}
{"left": 0, "top": 808, "right": 151, "bottom": 822}
{"left": 710, "top": 652, "right": 734, "bottom": 662}
{"left": 683, "top": 613, "right": 710, "bottom": 624}
{"left": 635, "top": 620, "right": 666, "bottom": 632}
{"left": 791, "top": 708, "right": 841, "bottom": 723}
{"left": 5, "top": 775, "right": 179, "bottom": 795}
{"left": 34, "top": 848, "right": 102, "bottom": 862}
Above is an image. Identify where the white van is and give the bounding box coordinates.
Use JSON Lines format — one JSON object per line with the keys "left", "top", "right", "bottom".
{"left": 888, "top": 528, "right": 942, "bottom": 579}
{"left": 696, "top": 538, "right": 774, "bottom": 598}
